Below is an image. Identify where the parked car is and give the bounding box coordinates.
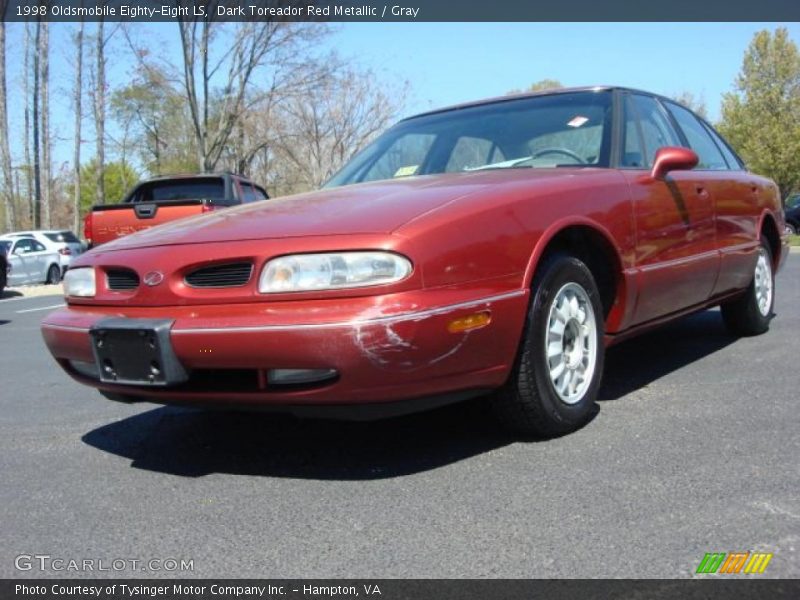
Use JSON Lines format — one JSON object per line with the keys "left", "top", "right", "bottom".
{"left": 5, "top": 229, "right": 83, "bottom": 276}
{"left": 41, "top": 86, "right": 789, "bottom": 437}
{"left": 784, "top": 193, "right": 800, "bottom": 234}
{"left": 0, "top": 236, "right": 62, "bottom": 286}
{"left": 84, "top": 173, "right": 269, "bottom": 248}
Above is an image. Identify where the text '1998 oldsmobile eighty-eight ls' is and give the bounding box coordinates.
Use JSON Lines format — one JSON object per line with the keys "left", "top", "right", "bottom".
{"left": 42, "top": 87, "right": 790, "bottom": 437}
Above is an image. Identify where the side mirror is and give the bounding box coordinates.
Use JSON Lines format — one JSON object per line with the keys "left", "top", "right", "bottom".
{"left": 650, "top": 146, "right": 698, "bottom": 180}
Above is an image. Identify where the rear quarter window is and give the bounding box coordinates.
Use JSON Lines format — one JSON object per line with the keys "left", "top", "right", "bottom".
{"left": 45, "top": 231, "right": 80, "bottom": 243}
{"left": 136, "top": 179, "right": 226, "bottom": 203}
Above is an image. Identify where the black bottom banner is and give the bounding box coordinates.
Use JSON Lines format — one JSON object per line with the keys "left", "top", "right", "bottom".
{"left": 3, "top": 580, "right": 800, "bottom": 600}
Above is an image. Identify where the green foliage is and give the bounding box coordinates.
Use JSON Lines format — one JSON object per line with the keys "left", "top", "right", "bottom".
{"left": 508, "top": 79, "right": 563, "bottom": 95}
{"left": 79, "top": 159, "right": 139, "bottom": 213}
{"left": 111, "top": 67, "right": 198, "bottom": 176}
{"left": 718, "top": 28, "right": 800, "bottom": 201}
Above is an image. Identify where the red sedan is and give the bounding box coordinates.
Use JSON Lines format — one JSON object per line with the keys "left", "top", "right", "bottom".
{"left": 42, "top": 87, "right": 790, "bottom": 436}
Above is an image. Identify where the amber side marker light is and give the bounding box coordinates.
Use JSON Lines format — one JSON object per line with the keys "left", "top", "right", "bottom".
{"left": 447, "top": 311, "right": 492, "bottom": 333}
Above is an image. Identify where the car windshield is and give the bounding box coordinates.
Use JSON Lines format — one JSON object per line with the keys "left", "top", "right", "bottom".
{"left": 325, "top": 90, "right": 613, "bottom": 188}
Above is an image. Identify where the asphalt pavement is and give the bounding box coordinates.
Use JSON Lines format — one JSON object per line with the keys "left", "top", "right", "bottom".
{"left": 0, "top": 256, "right": 798, "bottom": 578}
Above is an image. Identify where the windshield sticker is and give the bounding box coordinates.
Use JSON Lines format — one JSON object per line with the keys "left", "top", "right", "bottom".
{"left": 567, "top": 116, "right": 589, "bottom": 128}
{"left": 394, "top": 165, "right": 419, "bottom": 177}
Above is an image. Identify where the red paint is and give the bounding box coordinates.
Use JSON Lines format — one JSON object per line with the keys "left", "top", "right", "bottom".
{"left": 42, "top": 89, "right": 789, "bottom": 414}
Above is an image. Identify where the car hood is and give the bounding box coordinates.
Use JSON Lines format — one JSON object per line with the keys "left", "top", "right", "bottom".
{"left": 93, "top": 169, "right": 599, "bottom": 252}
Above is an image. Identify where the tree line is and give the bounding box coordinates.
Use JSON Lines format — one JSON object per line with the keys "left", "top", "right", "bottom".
{"left": 0, "top": 24, "right": 798, "bottom": 235}
{"left": 0, "top": 16, "right": 406, "bottom": 234}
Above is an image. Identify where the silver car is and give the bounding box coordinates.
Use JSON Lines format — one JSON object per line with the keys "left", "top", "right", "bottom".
{"left": 6, "top": 230, "right": 83, "bottom": 274}
{"left": 0, "top": 237, "right": 62, "bottom": 286}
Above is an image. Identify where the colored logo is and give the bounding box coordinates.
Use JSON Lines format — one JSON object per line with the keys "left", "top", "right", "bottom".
{"left": 143, "top": 271, "right": 165, "bottom": 287}
{"left": 696, "top": 552, "right": 773, "bottom": 574}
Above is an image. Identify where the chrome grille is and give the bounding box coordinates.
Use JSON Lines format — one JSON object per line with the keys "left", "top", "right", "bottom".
{"left": 106, "top": 268, "right": 139, "bottom": 291}
{"left": 184, "top": 262, "right": 253, "bottom": 288}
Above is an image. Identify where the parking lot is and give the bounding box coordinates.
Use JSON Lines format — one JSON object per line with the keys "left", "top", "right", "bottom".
{"left": 1, "top": 255, "right": 798, "bottom": 578}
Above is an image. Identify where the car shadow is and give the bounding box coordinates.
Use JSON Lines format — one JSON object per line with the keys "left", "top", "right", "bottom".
{"left": 0, "top": 290, "right": 23, "bottom": 300}
{"left": 598, "top": 308, "right": 737, "bottom": 401}
{"left": 82, "top": 308, "right": 738, "bottom": 480}
{"left": 0, "top": 320, "right": 9, "bottom": 326}
{"left": 82, "top": 398, "right": 518, "bottom": 480}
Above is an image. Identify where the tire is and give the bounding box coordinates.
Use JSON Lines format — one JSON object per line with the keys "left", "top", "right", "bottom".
{"left": 720, "top": 238, "right": 774, "bottom": 336}
{"left": 46, "top": 264, "right": 61, "bottom": 284}
{"left": 787, "top": 222, "right": 798, "bottom": 235}
{"left": 490, "top": 252, "right": 605, "bottom": 437}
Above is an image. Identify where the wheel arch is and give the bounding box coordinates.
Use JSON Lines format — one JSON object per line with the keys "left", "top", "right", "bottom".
{"left": 758, "top": 210, "right": 782, "bottom": 270}
{"left": 524, "top": 218, "right": 628, "bottom": 332}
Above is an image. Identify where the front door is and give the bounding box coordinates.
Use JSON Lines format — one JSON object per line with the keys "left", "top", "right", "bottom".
{"left": 620, "top": 93, "right": 718, "bottom": 326}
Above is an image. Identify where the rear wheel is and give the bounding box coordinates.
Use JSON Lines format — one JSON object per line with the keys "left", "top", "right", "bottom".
{"left": 46, "top": 264, "right": 61, "bottom": 284}
{"left": 720, "top": 238, "right": 774, "bottom": 336}
{"left": 491, "top": 253, "right": 605, "bottom": 437}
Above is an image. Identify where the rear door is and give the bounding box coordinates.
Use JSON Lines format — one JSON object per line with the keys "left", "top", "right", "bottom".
{"left": 619, "top": 92, "right": 718, "bottom": 325}
{"left": 663, "top": 105, "right": 761, "bottom": 297}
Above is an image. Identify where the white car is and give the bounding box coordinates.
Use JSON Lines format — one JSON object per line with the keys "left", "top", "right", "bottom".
{"left": 0, "top": 237, "right": 62, "bottom": 286}
{"left": 5, "top": 230, "right": 83, "bottom": 274}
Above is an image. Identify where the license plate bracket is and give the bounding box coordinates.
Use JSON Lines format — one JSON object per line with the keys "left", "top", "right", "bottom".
{"left": 90, "top": 318, "right": 188, "bottom": 386}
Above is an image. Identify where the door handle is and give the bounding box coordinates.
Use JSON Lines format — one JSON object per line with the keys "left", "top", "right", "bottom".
{"left": 695, "top": 186, "right": 710, "bottom": 200}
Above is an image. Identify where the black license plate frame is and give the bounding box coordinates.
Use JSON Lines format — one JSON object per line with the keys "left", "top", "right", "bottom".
{"left": 89, "top": 318, "right": 188, "bottom": 386}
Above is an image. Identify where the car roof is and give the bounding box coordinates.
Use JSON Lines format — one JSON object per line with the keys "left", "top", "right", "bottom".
{"left": 401, "top": 85, "right": 676, "bottom": 121}
{"left": 138, "top": 172, "right": 247, "bottom": 183}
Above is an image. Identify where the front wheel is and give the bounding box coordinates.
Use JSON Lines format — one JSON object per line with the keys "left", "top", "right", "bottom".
{"left": 720, "top": 238, "right": 774, "bottom": 336}
{"left": 491, "top": 253, "right": 605, "bottom": 437}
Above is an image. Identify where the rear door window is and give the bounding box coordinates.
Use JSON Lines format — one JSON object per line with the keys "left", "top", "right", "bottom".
{"left": 664, "top": 102, "right": 728, "bottom": 170}
{"left": 240, "top": 183, "right": 268, "bottom": 203}
{"left": 45, "top": 231, "right": 80, "bottom": 244}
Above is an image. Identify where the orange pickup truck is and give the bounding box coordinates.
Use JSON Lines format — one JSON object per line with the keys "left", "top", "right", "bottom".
{"left": 84, "top": 173, "right": 268, "bottom": 248}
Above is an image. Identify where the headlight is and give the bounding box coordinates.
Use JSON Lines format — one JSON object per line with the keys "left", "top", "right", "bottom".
{"left": 63, "top": 267, "right": 96, "bottom": 297}
{"left": 258, "top": 252, "right": 412, "bottom": 293}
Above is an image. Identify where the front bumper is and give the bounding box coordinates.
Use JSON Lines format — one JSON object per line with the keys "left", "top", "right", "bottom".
{"left": 41, "top": 286, "right": 529, "bottom": 413}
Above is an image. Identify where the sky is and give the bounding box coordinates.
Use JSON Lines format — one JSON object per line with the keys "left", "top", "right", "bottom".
{"left": 5, "top": 21, "right": 800, "bottom": 170}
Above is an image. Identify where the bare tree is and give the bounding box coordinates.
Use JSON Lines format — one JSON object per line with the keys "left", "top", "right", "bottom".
{"left": 671, "top": 91, "right": 708, "bottom": 119}
{"left": 94, "top": 19, "right": 106, "bottom": 205}
{"left": 73, "top": 20, "right": 84, "bottom": 233}
{"left": 269, "top": 67, "right": 405, "bottom": 192}
{"left": 0, "top": 19, "right": 16, "bottom": 231}
{"left": 32, "top": 19, "right": 41, "bottom": 226}
{"left": 40, "top": 21, "right": 50, "bottom": 228}
{"left": 23, "top": 23, "right": 33, "bottom": 223}
{"left": 175, "top": 17, "right": 325, "bottom": 172}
